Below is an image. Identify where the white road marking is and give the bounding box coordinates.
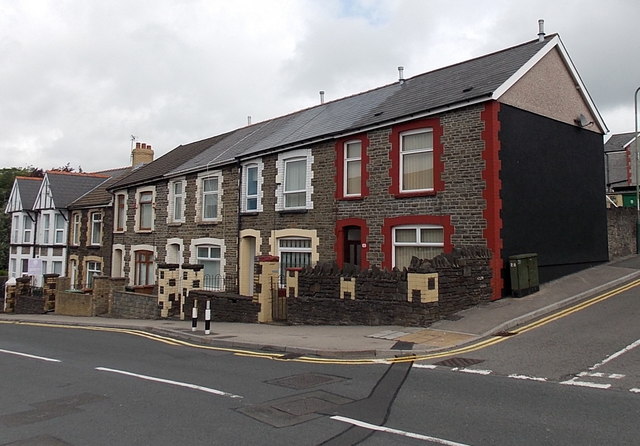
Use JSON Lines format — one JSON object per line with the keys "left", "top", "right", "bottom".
{"left": 589, "top": 338, "right": 640, "bottom": 371}
{"left": 0, "top": 348, "right": 61, "bottom": 363}
{"left": 560, "top": 379, "right": 611, "bottom": 389}
{"left": 508, "top": 374, "right": 547, "bottom": 382}
{"left": 579, "top": 372, "right": 625, "bottom": 379}
{"left": 413, "top": 364, "right": 437, "bottom": 369}
{"left": 95, "top": 367, "right": 243, "bottom": 399}
{"left": 330, "top": 415, "right": 474, "bottom": 446}
{"left": 630, "top": 388, "right": 640, "bottom": 394}
{"left": 458, "top": 368, "right": 492, "bottom": 375}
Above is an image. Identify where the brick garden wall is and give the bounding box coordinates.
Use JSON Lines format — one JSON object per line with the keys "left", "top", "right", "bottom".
{"left": 186, "top": 290, "right": 260, "bottom": 323}
{"left": 288, "top": 247, "right": 492, "bottom": 326}
{"left": 110, "top": 290, "right": 160, "bottom": 319}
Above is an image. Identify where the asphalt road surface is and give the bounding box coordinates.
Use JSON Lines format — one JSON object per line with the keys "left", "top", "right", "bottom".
{"left": 1, "top": 283, "right": 639, "bottom": 445}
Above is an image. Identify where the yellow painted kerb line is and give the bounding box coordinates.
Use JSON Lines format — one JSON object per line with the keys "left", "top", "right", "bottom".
{"left": 2, "top": 278, "right": 639, "bottom": 365}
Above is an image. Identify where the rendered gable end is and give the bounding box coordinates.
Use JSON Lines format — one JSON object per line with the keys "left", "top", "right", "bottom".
{"left": 498, "top": 47, "right": 603, "bottom": 133}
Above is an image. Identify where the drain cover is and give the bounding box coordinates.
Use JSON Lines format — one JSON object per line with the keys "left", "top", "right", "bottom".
{"left": 434, "top": 357, "right": 485, "bottom": 368}
{"left": 266, "top": 373, "right": 347, "bottom": 390}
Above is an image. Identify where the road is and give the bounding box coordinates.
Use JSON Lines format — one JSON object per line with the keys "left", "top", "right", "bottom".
{"left": 1, "top": 283, "right": 640, "bottom": 445}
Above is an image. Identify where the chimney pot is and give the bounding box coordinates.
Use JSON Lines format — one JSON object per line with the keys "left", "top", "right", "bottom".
{"left": 398, "top": 66, "right": 405, "bottom": 83}
{"left": 320, "top": 91, "right": 325, "bottom": 104}
{"left": 538, "top": 19, "right": 545, "bottom": 42}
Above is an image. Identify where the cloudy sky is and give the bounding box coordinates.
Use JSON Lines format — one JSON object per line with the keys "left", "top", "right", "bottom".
{"left": 1, "top": 0, "right": 638, "bottom": 172}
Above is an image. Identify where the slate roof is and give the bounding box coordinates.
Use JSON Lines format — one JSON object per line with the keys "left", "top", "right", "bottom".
{"left": 14, "top": 177, "right": 43, "bottom": 210}
{"left": 604, "top": 132, "right": 639, "bottom": 188}
{"left": 69, "top": 167, "right": 132, "bottom": 209}
{"left": 109, "top": 133, "right": 229, "bottom": 190}
{"left": 44, "top": 171, "right": 110, "bottom": 209}
{"left": 604, "top": 132, "right": 638, "bottom": 153}
{"left": 112, "top": 33, "right": 602, "bottom": 189}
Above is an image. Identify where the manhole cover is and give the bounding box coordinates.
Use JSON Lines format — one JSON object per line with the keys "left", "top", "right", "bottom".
{"left": 434, "top": 357, "right": 485, "bottom": 368}
{"left": 266, "top": 373, "right": 346, "bottom": 390}
{"left": 272, "top": 397, "right": 336, "bottom": 416}
{"left": 237, "top": 391, "right": 353, "bottom": 427}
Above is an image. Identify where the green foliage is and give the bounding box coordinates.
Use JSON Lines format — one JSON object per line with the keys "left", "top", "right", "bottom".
{"left": 0, "top": 166, "right": 43, "bottom": 271}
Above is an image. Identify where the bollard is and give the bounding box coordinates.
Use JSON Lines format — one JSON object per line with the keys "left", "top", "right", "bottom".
{"left": 191, "top": 302, "right": 198, "bottom": 332}
{"left": 205, "top": 300, "right": 211, "bottom": 335}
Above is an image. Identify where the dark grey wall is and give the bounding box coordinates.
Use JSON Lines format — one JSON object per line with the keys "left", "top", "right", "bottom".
{"left": 499, "top": 105, "right": 608, "bottom": 285}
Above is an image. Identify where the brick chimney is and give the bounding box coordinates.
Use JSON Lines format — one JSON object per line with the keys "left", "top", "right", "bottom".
{"left": 132, "top": 142, "right": 154, "bottom": 167}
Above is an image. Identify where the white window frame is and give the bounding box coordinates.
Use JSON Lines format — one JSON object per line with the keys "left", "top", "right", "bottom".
{"left": 400, "top": 128, "right": 434, "bottom": 193}
{"left": 135, "top": 187, "right": 155, "bottom": 232}
{"left": 12, "top": 215, "right": 19, "bottom": 243}
{"left": 190, "top": 237, "right": 226, "bottom": 290}
{"left": 42, "top": 213, "right": 51, "bottom": 244}
{"left": 242, "top": 162, "right": 262, "bottom": 213}
{"left": 23, "top": 215, "right": 33, "bottom": 244}
{"left": 276, "top": 149, "right": 313, "bottom": 211}
{"left": 169, "top": 179, "right": 186, "bottom": 223}
{"left": 90, "top": 212, "right": 102, "bottom": 245}
{"left": 86, "top": 261, "right": 101, "bottom": 288}
{"left": 392, "top": 225, "right": 444, "bottom": 269}
{"left": 198, "top": 172, "right": 222, "bottom": 222}
{"left": 54, "top": 213, "right": 65, "bottom": 244}
{"left": 197, "top": 245, "right": 223, "bottom": 290}
{"left": 344, "top": 140, "right": 362, "bottom": 197}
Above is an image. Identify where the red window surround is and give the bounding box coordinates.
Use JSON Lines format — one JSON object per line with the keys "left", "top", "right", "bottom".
{"left": 334, "top": 134, "right": 369, "bottom": 200}
{"left": 335, "top": 218, "right": 369, "bottom": 269}
{"left": 381, "top": 215, "right": 453, "bottom": 271}
{"left": 388, "top": 117, "right": 444, "bottom": 197}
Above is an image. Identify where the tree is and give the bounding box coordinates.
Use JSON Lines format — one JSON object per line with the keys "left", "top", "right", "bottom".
{"left": 0, "top": 167, "right": 43, "bottom": 273}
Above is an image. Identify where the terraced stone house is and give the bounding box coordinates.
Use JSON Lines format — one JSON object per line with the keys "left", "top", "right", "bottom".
{"left": 107, "top": 31, "right": 608, "bottom": 301}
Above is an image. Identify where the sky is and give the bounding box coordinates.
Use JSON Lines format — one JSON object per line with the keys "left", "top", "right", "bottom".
{"left": 1, "top": 0, "right": 639, "bottom": 172}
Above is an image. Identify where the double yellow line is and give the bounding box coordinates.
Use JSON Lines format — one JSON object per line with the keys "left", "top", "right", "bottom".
{"left": 3, "top": 278, "right": 639, "bottom": 365}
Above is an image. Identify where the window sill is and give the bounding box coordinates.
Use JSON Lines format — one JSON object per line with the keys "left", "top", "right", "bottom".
{"left": 197, "top": 220, "right": 220, "bottom": 226}
{"left": 135, "top": 229, "right": 154, "bottom": 234}
{"left": 168, "top": 222, "right": 184, "bottom": 227}
{"left": 241, "top": 211, "right": 260, "bottom": 216}
{"left": 395, "top": 190, "right": 437, "bottom": 198}
{"left": 278, "top": 209, "right": 308, "bottom": 215}
{"left": 338, "top": 196, "right": 364, "bottom": 201}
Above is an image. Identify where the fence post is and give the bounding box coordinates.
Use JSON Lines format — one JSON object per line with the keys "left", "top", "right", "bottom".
{"left": 191, "top": 300, "right": 198, "bottom": 332}
{"left": 205, "top": 300, "right": 211, "bottom": 334}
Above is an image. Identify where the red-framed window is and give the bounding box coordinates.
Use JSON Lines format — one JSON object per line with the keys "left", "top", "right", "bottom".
{"left": 335, "top": 134, "right": 369, "bottom": 199}
{"left": 381, "top": 215, "right": 452, "bottom": 270}
{"left": 389, "top": 117, "right": 444, "bottom": 198}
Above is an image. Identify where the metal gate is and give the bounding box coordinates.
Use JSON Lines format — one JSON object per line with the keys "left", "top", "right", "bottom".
{"left": 271, "top": 277, "right": 287, "bottom": 322}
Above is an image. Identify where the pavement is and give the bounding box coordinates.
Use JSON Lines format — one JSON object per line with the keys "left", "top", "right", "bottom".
{"left": 2, "top": 255, "right": 640, "bottom": 360}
